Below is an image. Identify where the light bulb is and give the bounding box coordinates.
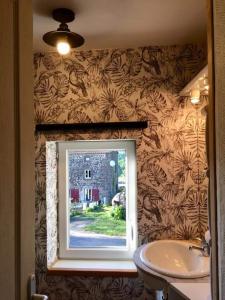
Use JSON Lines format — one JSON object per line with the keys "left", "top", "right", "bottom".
{"left": 191, "top": 97, "right": 200, "bottom": 105}
{"left": 190, "top": 89, "right": 200, "bottom": 105}
{"left": 56, "top": 41, "right": 70, "bottom": 55}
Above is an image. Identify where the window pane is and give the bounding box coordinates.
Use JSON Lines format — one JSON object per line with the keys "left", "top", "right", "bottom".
{"left": 68, "top": 150, "right": 127, "bottom": 248}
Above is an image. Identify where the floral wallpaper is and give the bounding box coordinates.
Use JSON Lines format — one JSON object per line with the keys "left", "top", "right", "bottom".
{"left": 34, "top": 44, "right": 208, "bottom": 299}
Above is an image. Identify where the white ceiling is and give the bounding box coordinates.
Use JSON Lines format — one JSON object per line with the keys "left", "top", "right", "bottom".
{"left": 33, "top": 0, "right": 207, "bottom": 52}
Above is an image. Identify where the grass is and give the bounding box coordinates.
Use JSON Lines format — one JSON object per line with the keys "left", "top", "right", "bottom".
{"left": 71, "top": 206, "right": 126, "bottom": 237}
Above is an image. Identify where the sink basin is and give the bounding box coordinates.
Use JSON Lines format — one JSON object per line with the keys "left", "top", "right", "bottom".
{"left": 140, "top": 240, "right": 210, "bottom": 279}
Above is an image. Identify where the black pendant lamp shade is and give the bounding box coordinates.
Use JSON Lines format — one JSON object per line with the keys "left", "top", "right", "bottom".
{"left": 43, "top": 8, "right": 85, "bottom": 48}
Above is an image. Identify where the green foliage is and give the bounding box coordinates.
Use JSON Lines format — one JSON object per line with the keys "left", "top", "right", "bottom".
{"left": 70, "top": 210, "right": 82, "bottom": 217}
{"left": 118, "top": 186, "right": 125, "bottom": 193}
{"left": 86, "top": 205, "right": 102, "bottom": 213}
{"left": 111, "top": 205, "right": 126, "bottom": 220}
{"left": 70, "top": 206, "right": 126, "bottom": 236}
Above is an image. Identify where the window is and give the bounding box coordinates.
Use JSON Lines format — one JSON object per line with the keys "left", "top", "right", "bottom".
{"left": 58, "top": 140, "right": 137, "bottom": 260}
{"left": 84, "top": 169, "right": 91, "bottom": 179}
{"left": 84, "top": 188, "right": 92, "bottom": 201}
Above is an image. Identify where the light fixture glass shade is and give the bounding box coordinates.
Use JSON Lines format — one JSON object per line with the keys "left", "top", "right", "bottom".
{"left": 190, "top": 89, "right": 200, "bottom": 105}
{"left": 57, "top": 41, "right": 71, "bottom": 55}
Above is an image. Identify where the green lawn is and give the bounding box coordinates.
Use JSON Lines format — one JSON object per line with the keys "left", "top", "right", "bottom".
{"left": 72, "top": 206, "right": 126, "bottom": 236}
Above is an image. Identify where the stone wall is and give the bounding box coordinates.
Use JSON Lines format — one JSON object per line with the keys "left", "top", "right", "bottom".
{"left": 69, "top": 151, "right": 118, "bottom": 202}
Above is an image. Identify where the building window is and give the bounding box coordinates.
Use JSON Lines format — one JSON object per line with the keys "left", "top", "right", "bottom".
{"left": 58, "top": 140, "right": 137, "bottom": 260}
{"left": 84, "top": 188, "right": 92, "bottom": 201}
{"left": 84, "top": 169, "right": 91, "bottom": 179}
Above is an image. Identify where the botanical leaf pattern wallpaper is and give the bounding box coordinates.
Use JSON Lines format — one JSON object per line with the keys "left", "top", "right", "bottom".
{"left": 34, "top": 44, "right": 208, "bottom": 299}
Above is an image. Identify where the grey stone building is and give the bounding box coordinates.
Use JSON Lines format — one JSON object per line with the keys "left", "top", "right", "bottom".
{"left": 68, "top": 151, "right": 118, "bottom": 205}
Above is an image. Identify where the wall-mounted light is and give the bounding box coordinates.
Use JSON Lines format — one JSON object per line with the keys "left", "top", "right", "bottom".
{"left": 43, "top": 8, "right": 85, "bottom": 55}
{"left": 180, "top": 66, "right": 208, "bottom": 99}
{"left": 190, "top": 89, "right": 200, "bottom": 105}
{"left": 203, "top": 77, "right": 209, "bottom": 92}
{"left": 110, "top": 160, "right": 116, "bottom": 167}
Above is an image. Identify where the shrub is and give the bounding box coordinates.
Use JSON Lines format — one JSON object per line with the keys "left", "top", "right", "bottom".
{"left": 86, "top": 205, "right": 102, "bottom": 213}
{"left": 70, "top": 210, "right": 82, "bottom": 217}
{"left": 118, "top": 186, "right": 126, "bottom": 193}
{"left": 111, "top": 205, "right": 126, "bottom": 220}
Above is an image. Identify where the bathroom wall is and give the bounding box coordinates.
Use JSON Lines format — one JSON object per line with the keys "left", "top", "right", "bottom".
{"left": 34, "top": 44, "right": 208, "bottom": 299}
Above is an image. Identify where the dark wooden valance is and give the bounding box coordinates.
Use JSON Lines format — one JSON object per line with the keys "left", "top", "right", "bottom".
{"left": 35, "top": 121, "right": 148, "bottom": 133}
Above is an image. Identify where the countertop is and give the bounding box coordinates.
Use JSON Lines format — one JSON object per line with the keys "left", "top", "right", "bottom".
{"left": 170, "top": 282, "right": 211, "bottom": 300}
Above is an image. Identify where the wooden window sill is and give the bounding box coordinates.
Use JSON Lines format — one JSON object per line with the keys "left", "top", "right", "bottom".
{"left": 47, "top": 259, "right": 138, "bottom": 277}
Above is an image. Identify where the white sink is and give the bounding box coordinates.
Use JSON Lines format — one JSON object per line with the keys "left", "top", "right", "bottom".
{"left": 140, "top": 240, "right": 210, "bottom": 279}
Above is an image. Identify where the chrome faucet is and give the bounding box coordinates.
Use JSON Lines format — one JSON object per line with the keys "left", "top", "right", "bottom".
{"left": 189, "top": 231, "right": 211, "bottom": 257}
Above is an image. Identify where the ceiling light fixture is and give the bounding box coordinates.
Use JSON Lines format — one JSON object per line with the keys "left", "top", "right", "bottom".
{"left": 43, "top": 8, "right": 85, "bottom": 55}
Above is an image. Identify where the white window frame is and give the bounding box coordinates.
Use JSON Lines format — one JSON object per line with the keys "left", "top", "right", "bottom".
{"left": 84, "top": 169, "right": 91, "bottom": 179}
{"left": 58, "top": 140, "right": 137, "bottom": 260}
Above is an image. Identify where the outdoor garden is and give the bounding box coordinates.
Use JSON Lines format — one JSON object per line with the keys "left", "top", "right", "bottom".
{"left": 70, "top": 204, "right": 126, "bottom": 237}
{"left": 69, "top": 150, "right": 127, "bottom": 247}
